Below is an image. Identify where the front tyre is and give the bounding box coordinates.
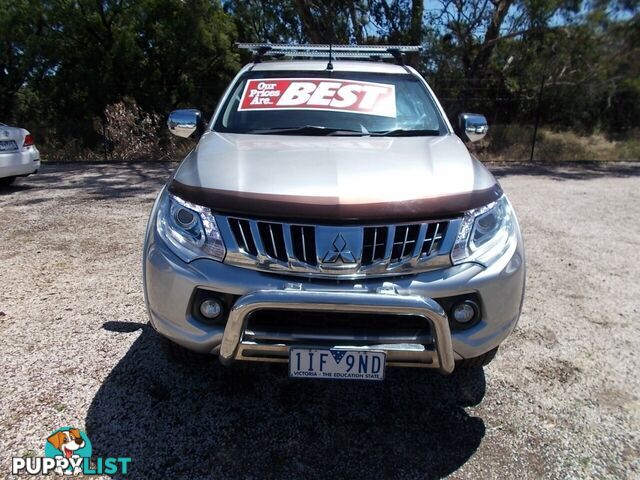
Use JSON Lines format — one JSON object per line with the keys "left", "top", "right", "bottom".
{"left": 161, "top": 337, "right": 212, "bottom": 364}
{"left": 0, "top": 176, "right": 16, "bottom": 187}
{"left": 455, "top": 346, "right": 499, "bottom": 370}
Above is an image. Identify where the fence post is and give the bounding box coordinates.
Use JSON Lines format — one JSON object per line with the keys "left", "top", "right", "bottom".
{"left": 103, "top": 124, "right": 108, "bottom": 162}
{"left": 530, "top": 75, "right": 546, "bottom": 162}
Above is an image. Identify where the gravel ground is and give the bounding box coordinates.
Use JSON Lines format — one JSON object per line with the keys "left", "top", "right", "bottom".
{"left": 0, "top": 162, "right": 639, "bottom": 479}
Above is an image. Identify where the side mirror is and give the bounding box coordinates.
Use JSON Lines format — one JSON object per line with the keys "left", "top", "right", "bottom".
{"left": 167, "top": 109, "right": 205, "bottom": 138}
{"left": 458, "top": 113, "right": 488, "bottom": 142}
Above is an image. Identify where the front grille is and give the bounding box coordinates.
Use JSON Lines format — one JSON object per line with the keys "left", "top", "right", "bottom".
{"left": 221, "top": 216, "right": 457, "bottom": 277}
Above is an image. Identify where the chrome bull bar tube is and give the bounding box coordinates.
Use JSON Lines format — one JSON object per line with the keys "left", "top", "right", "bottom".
{"left": 219, "top": 288, "right": 455, "bottom": 374}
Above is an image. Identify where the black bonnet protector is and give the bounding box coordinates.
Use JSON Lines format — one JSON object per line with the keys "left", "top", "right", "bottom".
{"left": 168, "top": 180, "right": 503, "bottom": 224}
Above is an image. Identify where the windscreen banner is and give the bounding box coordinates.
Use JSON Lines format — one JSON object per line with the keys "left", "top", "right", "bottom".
{"left": 238, "top": 78, "right": 397, "bottom": 117}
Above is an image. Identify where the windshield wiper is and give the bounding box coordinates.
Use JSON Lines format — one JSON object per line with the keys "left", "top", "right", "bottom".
{"left": 370, "top": 129, "right": 441, "bottom": 137}
{"left": 245, "top": 125, "right": 441, "bottom": 137}
{"left": 246, "top": 125, "right": 363, "bottom": 136}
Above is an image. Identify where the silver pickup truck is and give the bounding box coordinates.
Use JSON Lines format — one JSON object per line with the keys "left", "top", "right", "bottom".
{"left": 143, "top": 44, "right": 525, "bottom": 381}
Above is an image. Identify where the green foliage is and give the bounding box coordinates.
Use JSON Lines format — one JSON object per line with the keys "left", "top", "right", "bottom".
{"left": 0, "top": 0, "right": 51, "bottom": 119}
{"left": 2, "top": 0, "right": 238, "bottom": 154}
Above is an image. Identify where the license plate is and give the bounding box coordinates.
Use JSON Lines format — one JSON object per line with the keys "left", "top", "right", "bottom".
{"left": 289, "top": 348, "right": 386, "bottom": 381}
{"left": 0, "top": 140, "right": 17, "bottom": 151}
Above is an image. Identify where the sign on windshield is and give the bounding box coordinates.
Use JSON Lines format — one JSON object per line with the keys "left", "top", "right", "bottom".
{"left": 238, "top": 78, "right": 397, "bottom": 118}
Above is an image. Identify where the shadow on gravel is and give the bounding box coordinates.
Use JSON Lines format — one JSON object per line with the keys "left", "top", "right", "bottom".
{"left": 87, "top": 321, "right": 486, "bottom": 479}
{"left": 0, "top": 183, "right": 33, "bottom": 195}
{"left": 0, "top": 163, "right": 176, "bottom": 201}
{"left": 489, "top": 161, "right": 640, "bottom": 180}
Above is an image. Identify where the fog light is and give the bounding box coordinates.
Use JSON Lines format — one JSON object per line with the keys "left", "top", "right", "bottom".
{"left": 452, "top": 301, "right": 478, "bottom": 324}
{"left": 200, "top": 299, "right": 223, "bottom": 319}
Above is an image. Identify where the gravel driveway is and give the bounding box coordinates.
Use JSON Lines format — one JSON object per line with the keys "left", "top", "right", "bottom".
{"left": 1, "top": 162, "right": 639, "bottom": 479}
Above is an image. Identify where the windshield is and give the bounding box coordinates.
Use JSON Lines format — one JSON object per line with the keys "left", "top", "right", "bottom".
{"left": 213, "top": 70, "right": 448, "bottom": 136}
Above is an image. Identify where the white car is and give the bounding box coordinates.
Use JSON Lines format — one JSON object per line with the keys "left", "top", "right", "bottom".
{"left": 0, "top": 123, "right": 40, "bottom": 186}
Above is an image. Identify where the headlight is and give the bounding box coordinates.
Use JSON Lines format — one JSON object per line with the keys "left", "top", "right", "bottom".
{"left": 451, "top": 195, "right": 515, "bottom": 265}
{"left": 156, "top": 192, "right": 225, "bottom": 262}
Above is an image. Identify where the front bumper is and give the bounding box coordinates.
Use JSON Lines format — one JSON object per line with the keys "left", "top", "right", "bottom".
{"left": 0, "top": 147, "right": 40, "bottom": 178}
{"left": 144, "top": 206, "right": 526, "bottom": 371}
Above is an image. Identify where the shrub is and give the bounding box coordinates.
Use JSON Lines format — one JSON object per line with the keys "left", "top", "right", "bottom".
{"left": 532, "top": 130, "right": 596, "bottom": 161}
{"left": 483, "top": 124, "right": 533, "bottom": 161}
{"left": 94, "top": 99, "right": 177, "bottom": 161}
{"left": 614, "top": 129, "right": 640, "bottom": 161}
{"left": 477, "top": 125, "right": 635, "bottom": 162}
{"left": 40, "top": 137, "right": 102, "bottom": 162}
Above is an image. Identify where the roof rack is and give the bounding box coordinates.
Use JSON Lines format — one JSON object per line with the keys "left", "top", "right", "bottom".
{"left": 236, "top": 43, "right": 421, "bottom": 66}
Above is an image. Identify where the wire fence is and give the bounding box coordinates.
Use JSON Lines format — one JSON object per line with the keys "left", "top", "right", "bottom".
{"left": 432, "top": 82, "right": 639, "bottom": 162}
{"left": 38, "top": 79, "right": 640, "bottom": 163}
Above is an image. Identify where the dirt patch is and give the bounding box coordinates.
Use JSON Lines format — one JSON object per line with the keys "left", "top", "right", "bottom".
{"left": 0, "top": 163, "right": 639, "bottom": 479}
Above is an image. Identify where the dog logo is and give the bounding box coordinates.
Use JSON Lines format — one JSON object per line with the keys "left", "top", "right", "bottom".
{"left": 44, "top": 427, "right": 92, "bottom": 475}
{"left": 12, "top": 426, "right": 130, "bottom": 476}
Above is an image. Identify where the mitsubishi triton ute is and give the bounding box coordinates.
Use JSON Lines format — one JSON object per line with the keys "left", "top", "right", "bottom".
{"left": 143, "top": 44, "right": 525, "bottom": 381}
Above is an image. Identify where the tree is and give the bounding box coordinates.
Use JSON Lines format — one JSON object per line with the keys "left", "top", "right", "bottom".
{"left": 0, "top": 0, "right": 50, "bottom": 121}
{"left": 5, "top": 0, "right": 239, "bottom": 149}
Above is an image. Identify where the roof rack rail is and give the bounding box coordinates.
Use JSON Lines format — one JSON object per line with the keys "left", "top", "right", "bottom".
{"left": 236, "top": 43, "right": 421, "bottom": 66}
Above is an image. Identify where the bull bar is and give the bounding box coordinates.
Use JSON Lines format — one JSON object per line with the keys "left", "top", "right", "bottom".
{"left": 219, "top": 286, "right": 455, "bottom": 374}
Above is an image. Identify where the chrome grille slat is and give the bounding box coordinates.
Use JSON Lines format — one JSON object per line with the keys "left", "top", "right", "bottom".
{"left": 421, "top": 222, "right": 447, "bottom": 257}
{"left": 428, "top": 222, "right": 440, "bottom": 255}
{"left": 290, "top": 225, "right": 317, "bottom": 266}
{"left": 269, "top": 224, "right": 278, "bottom": 258}
{"left": 238, "top": 222, "right": 251, "bottom": 251}
{"left": 391, "top": 225, "right": 420, "bottom": 263}
{"left": 249, "top": 221, "right": 266, "bottom": 257}
{"left": 362, "top": 226, "right": 388, "bottom": 266}
{"left": 401, "top": 226, "right": 410, "bottom": 258}
{"left": 220, "top": 216, "right": 456, "bottom": 278}
{"left": 383, "top": 226, "right": 396, "bottom": 263}
{"left": 301, "top": 227, "right": 308, "bottom": 262}
{"left": 228, "top": 218, "right": 258, "bottom": 256}
{"left": 281, "top": 223, "right": 295, "bottom": 264}
{"left": 372, "top": 227, "right": 378, "bottom": 264}
{"left": 257, "top": 222, "right": 287, "bottom": 262}
{"left": 412, "top": 223, "right": 429, "bottom": 264}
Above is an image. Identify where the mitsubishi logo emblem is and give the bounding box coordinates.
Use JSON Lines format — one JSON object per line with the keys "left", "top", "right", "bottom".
{"left": 322, "top": 234, "right": 356, "bottom": 264}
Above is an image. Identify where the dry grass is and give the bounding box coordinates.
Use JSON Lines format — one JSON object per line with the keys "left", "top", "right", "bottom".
{"left": 473, "top": 125, "right": 640, "bottom": 162}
